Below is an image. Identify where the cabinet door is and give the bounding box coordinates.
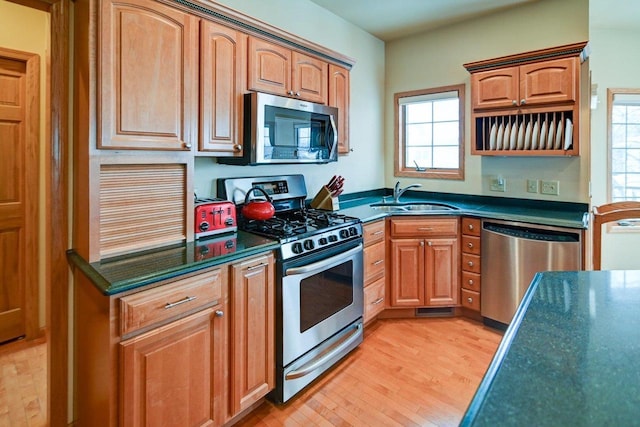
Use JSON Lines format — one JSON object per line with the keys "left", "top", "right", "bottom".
{"left": 200, "top": 21, "right": 246, "bottom": 156}
{"left": 328, "top": 64, "right": 350, "bottom": 154}
{"left": 291, "top": 51, "right": 327, "bottom": 104}
{"left": 390, "top": 239, "right": 424, "bottom": 307}
{"left": 230, "top": 253, "right": 275, "bottom": 417}
{"left": 247, "top": 37, "right": 291, "bottom": 96}
{"left": 520, "top": 57, "right": 576, "bottom": 106}
{"left": 471, "top": 67, "right": 519, "bottom": 110}
{"left": 424, "top": 238, "right": 459, "bottom": 306}
{"left": 100, "top": 0, "right": 198, "bottom": 150}
{"left": 120, "top": 308, "right": 224, "bottom": 427}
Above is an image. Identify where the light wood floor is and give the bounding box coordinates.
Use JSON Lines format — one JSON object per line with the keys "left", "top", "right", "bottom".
{"left": 0, "top": 337, "right": 47, "bottom": 426}
{"left": 0, "top": 317, "right": 501, "bottom": 427}
{"left": 236, "top": 317, "right": 503, "bottom": 427}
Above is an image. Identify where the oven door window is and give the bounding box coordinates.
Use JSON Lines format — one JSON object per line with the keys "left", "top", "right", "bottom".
{"left": 299, "top": 260, "right": 354, "bottom": 333}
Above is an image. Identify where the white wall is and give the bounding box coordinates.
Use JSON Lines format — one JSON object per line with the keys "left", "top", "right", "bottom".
{"left": 385, "top": 0, "right": 589, "bottom": 203}
{"left": 0, "top": 0, "right": 50, "bottom": 328}
{"left": 590, "top": 13, "right": 640, "bottom": 268}
{"left": 194, "top": 0, "right": 385, "bottom": 199}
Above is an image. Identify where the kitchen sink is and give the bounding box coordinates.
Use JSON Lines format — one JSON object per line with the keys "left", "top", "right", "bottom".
{"left": 370, "top": 202, "right": 459, "bottom": 212}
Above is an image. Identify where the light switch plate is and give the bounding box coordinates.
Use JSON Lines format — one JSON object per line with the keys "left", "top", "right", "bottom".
{"left": 490, "top": 176, "right": 506, "bottom": 192}
{"left": 540, "top": 180, "right": 559, "bottom": 195}
{"left": 527, "top": 179, "right": 538, "bottom": 193}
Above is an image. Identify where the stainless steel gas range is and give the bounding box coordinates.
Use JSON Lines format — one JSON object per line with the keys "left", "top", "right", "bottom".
{"left": 218, "top": 175, "right": 364, "bottom": 403}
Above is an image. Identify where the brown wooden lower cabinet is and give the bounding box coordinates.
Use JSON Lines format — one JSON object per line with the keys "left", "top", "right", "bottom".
{"left": 74, "top": 251, "right": 275, "bottom": 427}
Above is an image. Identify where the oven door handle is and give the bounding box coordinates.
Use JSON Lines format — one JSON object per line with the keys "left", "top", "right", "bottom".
{"left": 285, "top": 322, "right": 362, "bottom": 380}
{"left": 284, "top": 244, "right": 363, "bottom": 276}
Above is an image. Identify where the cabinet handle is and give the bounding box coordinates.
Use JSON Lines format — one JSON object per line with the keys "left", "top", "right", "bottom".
{"left": 287, "top": 90, "right": 294, "bottom": 96}
{"left": 417, "top": 227, "right": 433, "bottom": 231}
{"left": 468, "top": 279, "right": 474, "bottom": 285}
{"left": 295, "top": 91, "right": 301, "bottom": 97}
{"left": 215, "top": 310, "right": 224, "bottom": 317}
{"left": 467, "top": 242, "right": 474, "bottom": 248}
{"left": 184, "top": 142, "right": 192, "bottom": 149}
{"left": 419, "top": 241, "right": 425, "bottom": 247}
{"left": 233, "top": 144, "right": 242, "bottom": 152}
{"left": 373, "top": 259, "right": 384, "bottom": 266}
{"left": 247, "top": 263, "right": 268, "bottom": 271}
{"left": 468, "top": 224, "right": 474, "bottom": 230}
{"left": 512, "top": 100, "right": 517, "bottom": 106}
{"left": 372, "top": 230, "right": 384, "bottom": 236}
{"left": 427, "top": 241, "right": 432, "bottom": 246}
{"left": 372, "top": 297, "right": 384, "bottom": 305}
{"left": 468, "top": 261, "right": 474, "bottom": 267}
{"left": 467, "top": 297, "right": 473, "bottom": 303}
{"left": 164, "top": 295, "right": 196, "bottom": 309}
{"left": 520, "top": 99, "right": 526, "bottom": 105}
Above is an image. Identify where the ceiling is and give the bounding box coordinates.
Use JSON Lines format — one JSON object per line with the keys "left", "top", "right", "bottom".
{"left": 307, "top": 0, "right": 539, "bottom": 41}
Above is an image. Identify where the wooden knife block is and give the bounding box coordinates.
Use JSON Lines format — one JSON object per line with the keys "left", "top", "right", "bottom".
{"left": 310, "top": 186, "right": 340, "bottom": 211}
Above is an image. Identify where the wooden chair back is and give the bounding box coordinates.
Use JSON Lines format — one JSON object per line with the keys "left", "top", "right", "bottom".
{"left": 592, "top": 201, "right": 640, "bottom": 270}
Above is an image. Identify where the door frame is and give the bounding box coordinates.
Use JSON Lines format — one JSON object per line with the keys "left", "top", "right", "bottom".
{"left": 7, "top": 0, "right": 71, "bottom": 425}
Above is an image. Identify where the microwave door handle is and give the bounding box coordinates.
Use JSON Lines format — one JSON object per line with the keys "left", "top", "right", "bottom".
{"left": 284, "top": 244, "right": 362, "bottom": 276}
{"left": 328, "top": 114, "right": 338, "bottom": 156}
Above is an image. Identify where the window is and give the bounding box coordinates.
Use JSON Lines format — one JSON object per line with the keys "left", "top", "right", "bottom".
{"left": 609, "top": 89, "right": 640, "bottom": 202}
{"left": 395, "top": 85, "right": 465, "bottom": 179}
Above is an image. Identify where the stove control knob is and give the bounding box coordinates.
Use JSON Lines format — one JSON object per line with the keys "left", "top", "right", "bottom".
{"left": 328, "top": 235, "right": 338, "bottom": 242}
{"left": 339, "top": 229, "right": 350, "bottom": 239}
{"left": 319, "top": 237, "right": 328, "bottom": 245}
{"left": 292, "top": 242, "right": 304, "bottom": 254}
{"left": 199, "top": 222, "right": 210, "bottom": 231}
{"left": 303, "top": 239, "right": 315, "bottom": 251}
{"left": 349, "top": 227, "right": 358, "bottom": 236}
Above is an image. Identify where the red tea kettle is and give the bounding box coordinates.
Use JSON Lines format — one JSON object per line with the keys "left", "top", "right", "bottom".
{"left": 242, "top": 187, "right": 275, "bottom": 221}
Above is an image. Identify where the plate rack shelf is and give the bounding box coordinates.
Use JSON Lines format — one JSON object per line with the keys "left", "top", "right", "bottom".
{"left": 464, "top": 41, "right": 588, "bottom": 157}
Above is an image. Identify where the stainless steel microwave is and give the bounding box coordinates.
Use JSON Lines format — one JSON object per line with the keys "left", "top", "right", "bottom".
{"left": 219, "top": 92, "right": 338, "bottom": 165}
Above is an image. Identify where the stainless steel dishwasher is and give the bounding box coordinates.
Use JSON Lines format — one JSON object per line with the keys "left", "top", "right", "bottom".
{"left": 481, "top": 219, "right": 582, "bottom": 326}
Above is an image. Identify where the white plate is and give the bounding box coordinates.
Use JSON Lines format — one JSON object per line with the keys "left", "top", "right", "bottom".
{"left": 524, "top": 121, "right": 532, "bottom": 150}
{"left": 539, "top": 121, "right": 547, "bottom": 150}
{"left": 547, "top": 121, "right": 555, "bottom": 149}
{"left": 554, "top": 119, "right": 563, "bottom": 149}
{"left": 502, "top": 121, "right": 511, "bottom": 150}
{"left": 489, "top": 123, "right": 497, "bottom": 150}
{"left": 510, "top": 121, "right": 518, "bottom": 150}
{"left": 496, "top": 123, "right": 504, "bottom": 150}
{"left": 531, "top": 121, "right": 539, "bottom": 150}
{"left": 517, "top": 122, "right": 525, "bottom": 150}
{"left": 564, "top": 118, "right": 573, "bottom": 150}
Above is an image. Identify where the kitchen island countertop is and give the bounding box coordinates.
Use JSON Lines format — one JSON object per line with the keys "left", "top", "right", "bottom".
{"left": 461, "top": 270, "right": 640, "bottom": 426}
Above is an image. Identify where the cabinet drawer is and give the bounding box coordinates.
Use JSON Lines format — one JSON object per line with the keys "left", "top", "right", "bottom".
{"left": 364, "top": 240, "right": 385, "bottom": 283}
{"left": 364, "top": 277, "right": 385, "bottom": 323}
{"left": 462, "top": 235, "right": 481, "bottom": 255}
{"left": 390, "top": 218, "right": 458, "bottom": 237}
{"left": 461, "top": 289, "right": 480, "bottom": 311}
{"left": 462, "top": 253, "right": 481, "bottom": 274}
{"left": 120, "top": 269, "right": 223, "bottom": 336}
{"left": 461, "top": 271, "right": 481, "bottom": 293}
{"left": 363, "top": 220, "right": 385, "bottom": 246}
{"left": 462, "top": 217, "right": 481, "bottom": 236}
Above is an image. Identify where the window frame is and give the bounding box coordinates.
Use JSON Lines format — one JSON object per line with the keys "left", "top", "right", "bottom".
{"left": 394, "top": 84, "right": 465, "bottom": 180}
{"left": 606, "top": 88, "right": 640, "bottom": 232}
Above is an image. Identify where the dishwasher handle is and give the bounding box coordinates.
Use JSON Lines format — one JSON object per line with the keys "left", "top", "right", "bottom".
{"left": 483, "top": 222, "right": 580, "bottom": 243}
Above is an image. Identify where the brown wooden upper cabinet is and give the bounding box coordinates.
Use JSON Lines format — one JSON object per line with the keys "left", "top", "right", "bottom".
{"left": 329, "top": 64, "right": 350, "bottom": 154}
{"left": 248, "top": 37, "right": 328, "bottom": 104}
{"left": 99, "top": 0, "right": 199, "bottom": 151}
{"left": 471, "top": 57, "right": 577, "bottom": 110}
{"left": 199, "top": 20, "right": 247, "bottom": 157}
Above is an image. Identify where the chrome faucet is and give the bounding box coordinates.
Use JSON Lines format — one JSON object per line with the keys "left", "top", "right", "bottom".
{"left": 393, "top": 181, "right": 422, "bottom": 203}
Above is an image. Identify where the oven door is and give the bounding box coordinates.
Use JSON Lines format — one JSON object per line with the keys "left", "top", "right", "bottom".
{"left": 281, "top": 241, "right": 364, "bottom": 368}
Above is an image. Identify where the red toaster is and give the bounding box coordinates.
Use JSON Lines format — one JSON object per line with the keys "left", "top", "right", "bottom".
{"left": 194, "top": 198, "right": 237, "bottom": 239}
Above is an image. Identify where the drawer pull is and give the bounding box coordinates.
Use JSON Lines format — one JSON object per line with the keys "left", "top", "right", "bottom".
{"left": 467, "top": 261, "right": 474, "bottom": 267}
{"left": 467, "top": 297, "right": 473, "bottom": 303}
{"left": 468, "top": 224, "right": 474, "bottom": 230}
{"left": 373, "top": 259, "right": 384, "bottom": 266}
{"left": 215, "top": 310, "right": 224, "bottom": 317}
{"left": 247, "top": 263, "right": 268, "bottom": 271}
{"left": 467, "top": 242, "right": 474, "bottom": 248}
{"left": 468, "top": 279, "right": 474, "bottom": 285}
{"left": 417, "top": 227, "right": 433, "bottom": 231}
{"left": 372, "top": 230, "right": 384, "bottom": 236}
{"left": 164, "top": 295, "right": 197, "bottom": 309}
{"left": 372, "top": 297, "right": 384, "bottom": 305}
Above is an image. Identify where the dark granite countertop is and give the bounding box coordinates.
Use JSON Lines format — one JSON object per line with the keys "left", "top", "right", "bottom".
{"left": 67, "top": 231, "right": 279, "bottom": 295}
{"left": 337, "top": 189, "right": 588, "bottom": 229}
{"left": 461, "top": 270, "right": 640, "bottom": 426}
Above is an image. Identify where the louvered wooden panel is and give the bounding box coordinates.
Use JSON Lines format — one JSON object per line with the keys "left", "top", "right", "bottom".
{"left": 100, "top": 164, "right": 186, "bottom": 258}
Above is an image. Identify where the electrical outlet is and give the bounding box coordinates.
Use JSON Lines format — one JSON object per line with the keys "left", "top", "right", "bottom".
{"left": 527, "top": 179, "right": 539, "bottom": 193}
{"left": 540, "top": 180, "right": 560, "bottom": 195}
{"left": 490, "top": 176, "right": 506, "bottom": 192}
